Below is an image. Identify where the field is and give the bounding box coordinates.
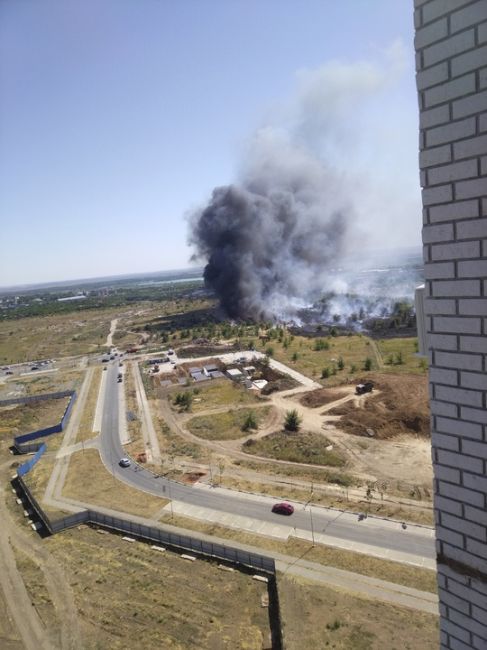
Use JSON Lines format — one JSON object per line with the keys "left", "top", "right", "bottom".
{"left": 0, "top": 369, "right": 82, "bottom": 399}
{"left": 62, "top": 449, "right": 166, "bottom": 518}
{"left": 243, "top": 430, "right": 346, "bottom": 467}
{"left": 0, "top": 395, "right": 69, "bottom": 438}
{"left": 187, "top": 406, "right": 272, "bottom": 440}
{"left": 19, "top": 525, "right": 272, "bottom": 650}
{"left": 279, "top": 574, "right": 439, "bottom": 649}
{"left": 0, "top": 308, "right": 123, "bottom": 363}
{"left": 174, "top": 380, "right": 264, "bottom": 413}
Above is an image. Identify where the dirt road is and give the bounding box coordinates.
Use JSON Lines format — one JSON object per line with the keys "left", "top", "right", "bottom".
{"left": 0, "top": 469, "right": 83, "bottom": 650}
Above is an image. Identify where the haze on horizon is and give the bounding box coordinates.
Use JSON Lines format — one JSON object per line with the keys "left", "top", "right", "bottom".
{"left": 0, "top": 1, "right": 421, "bottom": 287}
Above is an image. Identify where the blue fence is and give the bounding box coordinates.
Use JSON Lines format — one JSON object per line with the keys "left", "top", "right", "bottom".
{"left": 17, "top": 443, "right": 47, "bottom": 477}
{"left": 13, "top": 391, "right": 76, "bottom": 453}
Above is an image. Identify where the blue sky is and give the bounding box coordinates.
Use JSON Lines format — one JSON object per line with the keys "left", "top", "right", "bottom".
{"left": 0, "top": 1, "right": 421, "bottom": 287}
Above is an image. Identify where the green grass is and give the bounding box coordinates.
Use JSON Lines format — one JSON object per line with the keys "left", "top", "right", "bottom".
{"left": 377, "top": 337, "right": 428, "bottom": 375}
{"left": 243, "top": 430, "right": 346, "bottom": 467}
{"left": 186, "top": 406, "right": 271, "bottom": 440}
{"left": 249, "top": 334, "right": 376, "bottom": 385}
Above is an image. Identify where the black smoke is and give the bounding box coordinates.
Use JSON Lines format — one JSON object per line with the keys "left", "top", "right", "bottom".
{"left": 189, "top": 144, "right": 350, "bottom": 321}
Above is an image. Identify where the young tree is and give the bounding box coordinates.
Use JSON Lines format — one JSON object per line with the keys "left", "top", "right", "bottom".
{"left": 284, "top": 409, "right": 302, "bottom": 432}
{"left": 241, "top": 411, "right": 258, "bottom": 432}
{"left": 363, "top": 357, "right": 373, "bottom": 371}
{"left": 337, "top": 356, "right": 345, "bottom": 370}
{"left": 292, "top": 351, "right": 299, "bottom": 362}
{"left": 321, "top": 367, "right": 330, "bottom": 379}
{"left": 265, "top": 346, "right": 274, "bottom": 357}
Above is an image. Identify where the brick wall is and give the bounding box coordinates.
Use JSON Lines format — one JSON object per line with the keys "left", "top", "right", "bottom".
{"left": 415, "top": 1, "right": 487, "bottom": 648}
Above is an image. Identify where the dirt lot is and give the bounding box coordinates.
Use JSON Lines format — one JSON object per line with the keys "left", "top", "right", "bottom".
{"left": 279, "top": 574, "right": 439, "bottom": 649}
{"left": 42, "top": 526, "right": 271, "bottom": 649}
{"left": 327, "top": 373, "right": 430, "bottom": 439}
{"left": 299, "top": 387, "right": 349, "bottom": 408}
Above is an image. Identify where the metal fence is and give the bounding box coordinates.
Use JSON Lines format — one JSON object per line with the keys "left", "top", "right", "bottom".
{"left": 14, "top": 475, "right": 275, "bottom": 574}
{"left": 52, "top": 510, "right": 276, "bottom": 573}
{"left": 0, "top": 390, "right": 73, "bottom": 407}
{"left": 13, "top": 391, "right": 76, "bottom": 453}
{"left": 13, "top": 474, "right": 52, "bottom": 533}
{"left": 17, "top": 443, "right": 48, "bottom": 477}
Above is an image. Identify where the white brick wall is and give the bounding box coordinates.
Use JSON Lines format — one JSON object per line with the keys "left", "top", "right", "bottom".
{"left": 415, "top": 1, "right": 487, "bottom": 648}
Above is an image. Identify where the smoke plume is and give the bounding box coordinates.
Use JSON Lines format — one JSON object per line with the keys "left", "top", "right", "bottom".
{"left": 189, "top": 42, "right": 412, "bottom": 322}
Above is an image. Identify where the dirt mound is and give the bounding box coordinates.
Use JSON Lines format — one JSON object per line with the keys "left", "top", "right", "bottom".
{"left": 330, "top": 373, "right": 430, "bottom": 439}
{"left": 300, "top": 387, "right": 349, "bottom": 408}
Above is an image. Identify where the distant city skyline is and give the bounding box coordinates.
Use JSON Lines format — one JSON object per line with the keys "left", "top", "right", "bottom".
{"left": 1, "top": 1, "right": 421, "bottom": 286}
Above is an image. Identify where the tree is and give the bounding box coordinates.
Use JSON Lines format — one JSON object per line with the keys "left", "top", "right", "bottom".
{"left": 337, "top": 356, "right": 345, "bottom": 370}
{"left": 175, "top": 391, "right": 193, "bottom": 411}
{"left": 265, "top": 346, "right": 274, "bottom": 357}
{"left": 395, "top": 351, "right": 404, "bottom": 365}
{"left": 242, "top": 411, "right": 258, "bottom": 432}
{"left": 292, "top": 351, "right": 299, "bottom": 362}
{"left": 363, "top": 357, "right": 373, "bottom": 371}
{"left": 284, "top": 409, "right": 301, "bottom": 432}
{"left": 321, "top": 367, "right": 330, "bottom": 379}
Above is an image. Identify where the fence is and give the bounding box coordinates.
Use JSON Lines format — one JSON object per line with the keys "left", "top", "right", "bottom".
{"left": 0, "top": 390, "right": 73, "bottom": 407}
{"left": 13, "top": 473, "right": 52, "bottom": 533}
{"left": 14, "top": 474, "right": 275, "bottom": 574}
{"left": 17, "top": 443, "right": 48, "bottom": 477}
{"left": 13, "top": 391, "right": 76, "bottom": 453}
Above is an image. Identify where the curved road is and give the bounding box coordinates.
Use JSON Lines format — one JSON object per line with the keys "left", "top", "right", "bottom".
{"left": 99, "top": 361, "right": 436, "bottom": 563}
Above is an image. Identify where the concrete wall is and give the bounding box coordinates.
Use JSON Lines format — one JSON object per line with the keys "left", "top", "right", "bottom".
{"left": 414, "top": 1, "right": 487, "bottom": 647}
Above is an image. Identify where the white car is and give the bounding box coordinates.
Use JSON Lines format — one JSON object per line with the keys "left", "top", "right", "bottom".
{"left": 119, "top": 457, "right": 131, "bottom": 468}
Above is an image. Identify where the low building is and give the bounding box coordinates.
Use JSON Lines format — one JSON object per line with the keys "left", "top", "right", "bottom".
{"left": 226, "top": 368, "right": 243, "bottom": 381}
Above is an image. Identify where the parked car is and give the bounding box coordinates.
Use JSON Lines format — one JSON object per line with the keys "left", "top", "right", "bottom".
{"left": 355, "top": 381, "right": 374, "bottom": 395}
{"left": 271, "top": 502, "right": 294, "bottom": 516}
{"left": 119, "top": 458, "right": 131, "bottom": 468}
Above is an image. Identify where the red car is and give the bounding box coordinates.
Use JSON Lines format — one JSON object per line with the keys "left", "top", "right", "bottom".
{"left": 272, "top": 502, "right": 294, "bottom": 516}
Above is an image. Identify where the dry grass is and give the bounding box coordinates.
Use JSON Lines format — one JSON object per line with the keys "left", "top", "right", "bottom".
{"left": 219, "top": 475, "right": 434, "bottom": 526}
{"left": 22, "top": 453, "right": 68, "bottom": 519}
{"left": 266, "top": 334, "right": 374, "bottom": 385}
{"left": 279, "top": 573, "right": 439, "bottom": 649}
{"left": 243, "top": 430, "right": 346, "bottom": 467}
{"left": 183, "top": 380, "right": 264, "bottom": 413}
{"left": 12, "top": 548, "right": 59, "bottom": 639}
{"left": 0, "top": 396, "right": 69, "bottom": 438}
{"left": 186, "top": 406, "right": 272, "bottom": 441}
{"left": 43, "top": 525, "right": 271, "bottom": 649}
{"left": 0, "top": 309, "right": 121, "bottom": 364}
{"left": 76, "top": 367, "right": 102, "bottom": 443}
{"left": 157, "top": 512, "right": 438, "bottom": 594}
{"left": 62, "top": 448, "right": 167, "bottom": 518}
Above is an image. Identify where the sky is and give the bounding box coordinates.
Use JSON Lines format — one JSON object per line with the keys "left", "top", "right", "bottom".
{"left": 0, "top": 0, "right": 422, "bottom": 287}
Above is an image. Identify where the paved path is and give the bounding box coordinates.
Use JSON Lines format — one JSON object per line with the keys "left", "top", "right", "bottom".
{"left": 132, "top": 362, "right": 161, "bottom": 463}
{"left": 45, "top": 367, "right": 94, "bottom": 503}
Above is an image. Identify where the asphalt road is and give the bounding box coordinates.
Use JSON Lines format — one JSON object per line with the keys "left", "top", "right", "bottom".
{"left": 99, "top": 361, "right": 436, "bottom": 561}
